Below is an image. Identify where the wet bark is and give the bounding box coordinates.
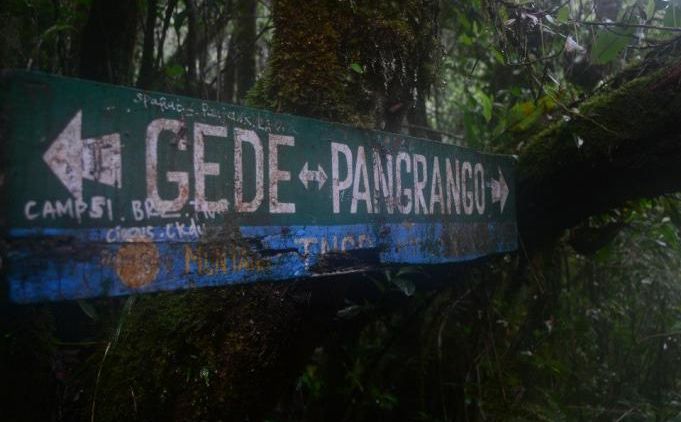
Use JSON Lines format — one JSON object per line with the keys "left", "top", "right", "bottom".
{"left": 234, "top": 0, "right": 256, "bottom": 103}
{"left": 166, "top": 5, "right": 232, "bottom": 79}
{"left": 516, "top": 59, "right": 681, "bottom": 250}
{"left": 222, "top": 35, "right": 236, "bottom": 102}
{"left": 79, "top": 0, "right": 139, "bottom": 84}
{"left": 156, "top": 0, "right": 178, "bottom": 72}
{"left": 184, "top": 0, "right": 198, "bottom": 95}
{"left": 137, "top": 0, "right": 158, "bottom": 89}
{"left": 248, "top": 0, "right": 438, "bottom": 129}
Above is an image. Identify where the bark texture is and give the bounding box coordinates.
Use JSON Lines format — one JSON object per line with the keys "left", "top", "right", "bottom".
{"left": 79, "top": 0, "right": 139, "bottom": 84}
{"left": 517, "top": 59, "right": 681, "bottom": 250}
{"left": 137, "top": 0, "right": 158, "bottom": 89}
{"left": 234, "top": 0, "right": 256, "bottom": 103}
{"left": 248, "top": 0, "right": 439, "bottom": 131}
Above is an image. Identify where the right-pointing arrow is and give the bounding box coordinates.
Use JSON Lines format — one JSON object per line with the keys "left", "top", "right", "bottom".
{"left": 491, "top": 167, "right": 509, "bottom": 213}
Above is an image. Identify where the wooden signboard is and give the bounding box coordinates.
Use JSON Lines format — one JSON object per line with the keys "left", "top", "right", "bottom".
{"left": 0, "top": 71, "right": 517, "bottom": 303}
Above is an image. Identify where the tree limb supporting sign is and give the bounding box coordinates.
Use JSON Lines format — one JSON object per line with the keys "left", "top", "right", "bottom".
{"left": 0, "top": 71, "right": 517, "bottom": 303}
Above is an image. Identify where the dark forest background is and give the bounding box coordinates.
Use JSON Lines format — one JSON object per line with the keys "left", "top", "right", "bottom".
{"left": 3, "top": 0, "right": 681, "bottom": 420}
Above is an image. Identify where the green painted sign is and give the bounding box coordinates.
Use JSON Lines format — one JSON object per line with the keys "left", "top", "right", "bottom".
{"left": 0, "top": 70, "right": 517, "bottom": 303}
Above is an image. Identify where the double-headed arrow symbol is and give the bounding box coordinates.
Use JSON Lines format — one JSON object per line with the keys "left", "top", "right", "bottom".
{"left": 490, "top": 167, "right": 510, "bottom": 213}
{"left": 43, "top": 110, "right": 122, "bottom": 201}
{"left": 298, "top": 162, "right": 327, "bottom": 190}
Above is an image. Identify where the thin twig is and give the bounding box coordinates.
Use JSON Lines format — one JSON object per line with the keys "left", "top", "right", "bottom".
{"left": 90, "top": 341, "right": 111, "bottom": 422}
{"left": 90, "top": 296, "right": 135, "bottom": 422}
{"left": 571, "top": 19, "right": 681, "bottom": 33}
{"left": 505, "top": 47, "right": 564, "bottom": 66}
{"left": 401, "top": 123, "right": 464, "bottom": 140}
{"left": 614, "top": 407, "right": 637, "bottom": 422}
{"left": 638, "top": 330, "right": 681, "bottom": 342}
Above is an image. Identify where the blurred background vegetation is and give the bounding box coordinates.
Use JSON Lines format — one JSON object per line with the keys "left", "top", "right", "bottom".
{"left": 3, "top": 0, "right": 681, "bottom": 420}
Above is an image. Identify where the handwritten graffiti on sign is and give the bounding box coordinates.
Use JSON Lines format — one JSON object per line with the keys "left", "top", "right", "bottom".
{"left": 0, "top": 71, "right": 517, "bottom": 303}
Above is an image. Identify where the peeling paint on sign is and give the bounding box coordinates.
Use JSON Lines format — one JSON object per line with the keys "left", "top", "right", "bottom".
{"left": 0, "top": 71, "right": 518, "bottom": 303}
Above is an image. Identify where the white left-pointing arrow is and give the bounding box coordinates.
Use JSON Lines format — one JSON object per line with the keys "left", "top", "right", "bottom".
{"left": 43, "top": 110, "right": 122, "bottom": 201}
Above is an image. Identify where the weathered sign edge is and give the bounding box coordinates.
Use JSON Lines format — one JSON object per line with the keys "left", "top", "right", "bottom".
{"left": 0, "top": 69, "right": 519, "bottom": 303}
{"left": 0, "top": 69, "right": 518, "bottom": 161}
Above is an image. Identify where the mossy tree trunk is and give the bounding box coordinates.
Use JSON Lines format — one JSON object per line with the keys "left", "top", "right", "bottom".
{"left": 247, "top": 0, "right": 439, "bottom": 131}
{"left": 90, "top": 1, "right": 442, "bottom": 420}
{"left": 517, "top": 60, "right": 681, "bottom": 250}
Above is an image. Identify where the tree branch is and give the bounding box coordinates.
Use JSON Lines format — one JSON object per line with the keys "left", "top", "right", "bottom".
{"left": 571, "top": 19, "right": 681, "bottom": 33}
{"left": 516, "top": 58, "right": 681, "bottom": 250}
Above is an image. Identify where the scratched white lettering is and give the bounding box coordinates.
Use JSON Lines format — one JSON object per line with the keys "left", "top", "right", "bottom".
{"left": 429, "top": 157, "right": 445, "bottom": 215}
{"left": 396, "top": 152, "right": 413, "bottom": 214}
{"left": 331, "top": 142, "right": 353, "bottom": 214}
{"left": 268, "top": 134, "right": 296, "bottom": 213}
{"left": 445, "top": 158, "right": 462, "bottom": 215}
{"left": 372, "top": 149, "right": 394, "bottom": 214}
{"left": 24, "top": 201, "right": 39, "bottom": 220}
{"left": 194, "top": 123, "right": 229, "bottom": 213}
{"left": 329, "top": 145, "right": 487, "bottom": 217}
{"left": 351, "top": 146, "right": 372, "bottom": 214}
{"left": 474, "top": 163, "right": 485, "bottom": 214}
{"left": 462, "top": 161, "right": 474, "bottom": 215}
{"left": 413, "top": 154, "right": 428, "bottom": 215}
{"left": 24, "top": 198, "right": 114, "bottom": 223}
{"left": 234, "top": 128, "right": 264, "bottom": 212}
{"left": 145, "top": 118, "right": 189, "bottom": 214}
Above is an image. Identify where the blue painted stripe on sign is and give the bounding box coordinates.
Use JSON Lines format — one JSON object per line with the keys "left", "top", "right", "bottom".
{"left": 7, "top": 222, "right": 517, "bottom": 303}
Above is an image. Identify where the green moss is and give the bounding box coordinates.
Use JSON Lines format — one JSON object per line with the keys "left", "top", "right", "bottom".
{"left": 518, "top": 63, "right": 681, "bottom": 184}
{"left": 246, "top": 0, "right": 439, "bottom": 130}
{"left": 89, "top": 283, "right": 317, "bottom": 421}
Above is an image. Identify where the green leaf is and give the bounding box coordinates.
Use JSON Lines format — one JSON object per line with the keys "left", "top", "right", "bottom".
{"left": 664, "top": 6, "right": 681, "bottom": 27}
{"left": 77, "top": 300, "right": 98, "bottom": 320}
{"left": 473, "top": 89, "right": 493, "bottom": 122}
{"left": 165, "top": 64, "right": 184, "bottom": 78}
{"left": 508, "top": 100, "right": 541, "bottom": 132}
{"left": 492, "top": 48, "right": 505, "bottom": 64}
{"left": 457, "top": 13, "right": 471, "bottom": 31}
{"left": 173, "top": 9, "right": 187, "bottom": 34}
{"left": 337, "top": 304, "right": 363, "bottom": 319}
{"left": 40, "top": 24, "right": 75, "bottom": 40}
{"left": 660, "top": 224, "right": 679, "bottom": 248}
{"left": 556, "top": 4, "right": 570, "bottom": 22}
{"left": 458, "top": 33, "right": 473, "bottom": 46}
{"left": 391, "top": 277, "right": 415, "bottom": 296}
{"left": 463, "top": 110, "right": 482, "bottom": 146}
{"left": 646, "top": 0, "right": 657, "bottom": 19}
{"left": 396, "top": 265, "right": 422, "bottom": 277}
{"left": 350, "top": 62, "right": 364, "bottom": 74}
{"left": 590, "top": 29, "right": 632, "bottom": 64}
{"left": 671, "top": 320, "right": 681, "bottom": 332}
